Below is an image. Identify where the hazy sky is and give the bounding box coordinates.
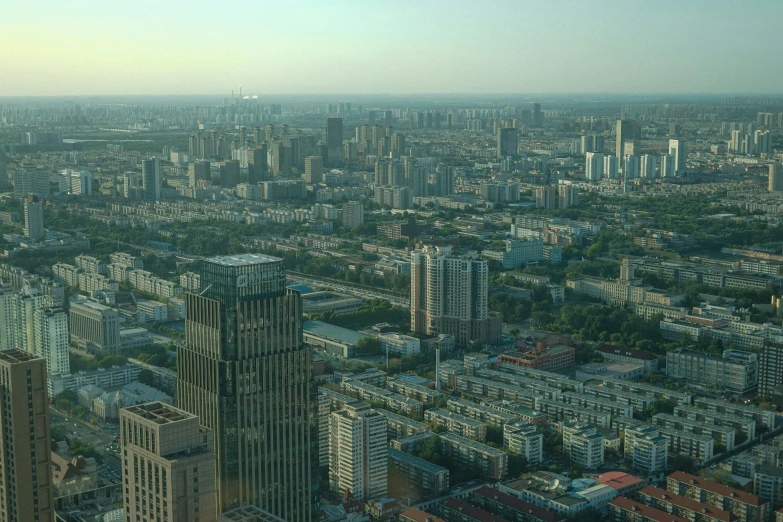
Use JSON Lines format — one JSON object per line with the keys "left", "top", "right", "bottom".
{"left": 2, "top": 0, "right": 781, "bottom": 96}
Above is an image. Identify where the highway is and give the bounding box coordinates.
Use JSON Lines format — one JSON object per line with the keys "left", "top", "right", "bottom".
{"left": 287, "top": 273, "right": 410, "bottom": 307}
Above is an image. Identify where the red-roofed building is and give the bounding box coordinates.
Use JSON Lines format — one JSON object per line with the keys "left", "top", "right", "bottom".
{"left": 595, "top": 345, "right": 659, "bottom": 372}
{"left": 666, "top": 472, "right": 769, "bottom": 522}
{"left": 499, "top": 345, "right": 575, "bottom": 373}
{"left": 598, "top": 472, "right": 646, "bottom": 496}
{"left": 609, "top": 497, "right": 690, "bottom": 522}
{"left": 471, "top": 486, "right": 566, "bottom": 522}
{"left": 638, "top": 485, "right": 740, "bottom": 522}
{"left": 439, "top": 497, "right": 511, "bottom": 522}
{"left": 400, "top": 507, "right": 446, "bottom": 522}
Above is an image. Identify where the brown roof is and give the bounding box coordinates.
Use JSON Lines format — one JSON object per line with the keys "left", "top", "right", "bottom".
{"left": 51, "top": 452, "right": 81, "bottom": 483}
{"left": 598, "top": 471, "right": 645, "bottom": 490}
{"left": 640, "top": 486, "right": 739, "bottom": 522}
{"left": 474, "top": 486, "right": 565, "bottom": 522}
{"left": 668, "top": 472, "right": 767, "bottom": 507}
{"left": 400, "top": 507, "right": 446, "bottom": 522}
{"left": 611, "top": 497, "right": 690, "bottom": 522}
{"left": 440, "top": 497, "right": 511, "bottom": 522}
{"left": 596, "top": 344, "right": 657, "bottom": 361}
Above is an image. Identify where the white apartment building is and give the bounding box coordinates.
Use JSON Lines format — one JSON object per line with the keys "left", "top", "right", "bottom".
{"left": 33, "top": 308, "right": 70, "bottom": 374}
{"left": 503, "top": 422, "right": 543, "bottom": 465}
{"left": 624, "top": 425, "right": 668, "bottom": 474}
{"left": 379, "top": 332, "right": 421, "bottom": 356}
{"left": 329, "top": 403, "right": 388, "bottom": 502}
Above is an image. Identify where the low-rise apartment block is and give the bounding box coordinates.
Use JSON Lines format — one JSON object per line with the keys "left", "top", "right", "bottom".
{"left": 388, "top": 377, "right": 443, "bottom": 403}
{"left": 535, "top": 398, "right": 612, "bottom": 428}
{"left": 388, "top": 448, "right": 449, "bottom": 499}
{"left": 448, "top": 398, "right": 520, "bottom": 427}
{"left": 667, "top": 471, "right": 769, "bottom": 522}
{"left": 341, "top": 379, "right": 424, "bottom": 417}
{"left": 666, "top": 349, "right": 758, "bottom": 395}
{"left": 653, "top": 413, "right": 736, "bottom": 450}
{"left": 439, "top": 432, "right": 508, "bottom": 480}
{"left": 625, "top": 425, "right": 668, "bottom": 474}
{"left": 610, "top": 497, "right": 690, "bottom": 522}
{"left": 504, "top": 422, "right": 544, "bottom": 466}
{"left": 638, "top": 485, "right": 740, "bottom": 522}
{"left": 425, "top": 408, "right": 487, "bottom": 441}
{"left": 692, "top": 398, "right": 775, "bottom": 430}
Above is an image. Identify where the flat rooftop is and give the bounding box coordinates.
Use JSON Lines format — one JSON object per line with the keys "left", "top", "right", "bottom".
{"left": 0, "top": 349, "right": 41, "bottom": 364}
{"left": 123, "top": 402, "right": 193, "bottom": 425}
{"left": 207, "top": 253, "right": 282, "bottom": 266}
{"left": 303, "top": 320, "right": 368, "bottom": 345}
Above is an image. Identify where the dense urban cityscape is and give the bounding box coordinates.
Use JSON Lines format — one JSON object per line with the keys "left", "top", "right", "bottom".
{"left": 2, "top": 3, "right": 783, "bottom": 522}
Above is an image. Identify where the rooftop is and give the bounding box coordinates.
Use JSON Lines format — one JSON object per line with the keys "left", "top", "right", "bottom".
{"left": 474, "top": 486, "right": 565, "bottom": 522}
{"left": 596, "top": 344, "right": 658, "bottom": 361}
{"left": 207, "top": 253, "right": 282, "bottom": 266}
{"left": 122, "top": 402, "right": 193, "bottom": 425}
{"left": 388, "top": 448, "right": 449, "bottom": 474}
{"left": 611, "top": 497, "right": 690, "bottom": 522}
{"left": 640, "top": 486, "right": 737, "bottom": 522}
{"left": 597, "top": 471, "right": 645, "bottom": 490}
{"left": 668, "top": 472, "right": 767, "bottom": 506}
{"left": 400, "top": 507, "right": 446, "bottom": 522}
{"left": 440, "top": 497, "right": 511, "bottom": 522}
{"left": 219, "top": 504, "right": 288, "bottom": 522}
{"left": 304, "top": 320, "right": 368, "bottom": 345}
{"left": 0, "top": 348, "right": 41, "bottom": 364}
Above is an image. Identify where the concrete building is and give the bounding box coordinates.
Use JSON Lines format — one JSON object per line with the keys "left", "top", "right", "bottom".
{"left": 497, "top": 127, "right": 518, "bottom": 158}
{"left": 425, "top": 408, "right": 487, "bottom": 441}
{"left": 769, "top": 164, "right": 783, "bottom": 192}
{"left": 610, "top": 497, "right": 689, "bottom": 522}
{"left": 438, "top": 432, "right": 508, "bottom": 480}
{"left": 669, "top": 139, "right": 688, "bottom": 173}
{"left": 69, "top": 299, "right": 121, "bottom": 354}
{"left": 503, "top": 422, "right": 543, "bottom": 466}
{"left": 666, "top": 349, "right": 758, "bottom": 395}
{"left": 387, "top": 448, "right": 449, "bottom": 500}
{"left": 585, "top": 152, "right": 604, "bottom": 182}
{"left": 0, "top": 350, "right": 55, "bottom": 522}
{"left": 177, "top": 254, "right": 315, "bottom": 521}
{"left": 638, "top": 485, "right": 740, "bottom": 522}
{"left": 754, "top": 466, "right": 783, "bottom": 512}
{"left": 667, "top": 472, "right": 769, "bottom": 522}
{"left": 304, "top": 156, "right": 323, "bottom": 184}
{"left": 120, "top": 402, "right": 217, "bottom": 522}
{"left": 562, "top": 424, "right": 604, "bottom": 469}
{"left": 624, "top": 425, "right": 668, "bottom": 474}
{"left": 759, "top": 343, "right": 783, "bottom": 398}
{"left": 33, "top": 307, "right": 70, "bottom": 374}
{"left": 23, "top": 194, "right": 44, "bottom": 239}
{"left": 411, "top": 246, "right": 501, "bottom": 347}
{"left": 141, "top": 157, "right": 161, "bottom": 201}
{"left": 341, "top": 200, "right": 364, "bottom": 229}
{"left": 379, "top": 333, "right": 421, "bottom": 357}
{"left": 329, "top": 403, "right": 387, "bottom": 502}
{"left": 326, "top": 117, "right": 343, "bottom": 167}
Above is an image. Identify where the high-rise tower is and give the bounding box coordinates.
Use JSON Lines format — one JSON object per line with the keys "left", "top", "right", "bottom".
{"left": 23, "top": 194, "right": 44, "bottom": 239}
{"left": 0, "top": 350, "right": 54, "bottom": 522}
{"left": 141, "top": 157, "right": 161, "bottom": 201}
{"left": 177, "top": 254, "right": 314, "bottom": 521}
{"left": 326, "top": 118, "right": 343, "bottom": 167}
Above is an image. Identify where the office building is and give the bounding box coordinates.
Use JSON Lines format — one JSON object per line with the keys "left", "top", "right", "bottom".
{"left": 533, "top": 103, "right": 544, "bottom": 127}
{"left": 33, "top": 307, "right": 70, "bottom": 374}
{"left": 304, "top": 156, "right": 323, "bottom": 183}
{"left": 0, "top": 350, "right": 55, "bottom": 522}
{"left": 120, "top": 402, "right": 217, "bottom": 522}
{"left": 669, "top": 139, "right": 688, "bottom": 173}
{"left": 189, "top": 160, "right": 211, "bottom": 187}
{"left": 329, "top": 403, "right": 387, "bottom": 502}
{"left": 69, "top": 299, "right": 121, "bottom": 354}
{"left": 411, "top": 245, "right": 502, "bottom": 347}
{"left": 585, "top": 152, "right": 604, "bottom": 181}
{"left": 247, "top": 145, "right": 268, "bottom": 184}
{"left": 759, "top": 343, "right": 783, "bottom": 398}
{"left": 326, "top": 118, "right": 343, "bottom": 167}
{"left": 666, "top": 349, "right": 758, "bottom": 395}
{"left": 177, "top": 254, "right": 314, "bottom": 521}
{"left": 667, "top": 471, "right": 769, "bottom": 522}
{"left": 497, "top": 127, "right": 518, "bottom": 158}
{"left": 342, "top": 200, "right": 364, "bottom": 229}
{"left": 23, "top": 194, "right": 44, "bottom": 239}
{"left": 141, "top": 157, "right": 161, "bottom": 201}
{"left": 13, "top": 165, "right": 49, "bottom": 198}
{"left": 219, "top": 160, "right": 240, "bottom": 188}
{"left": 769, "top": 164, "right": 783, "bottom": 192}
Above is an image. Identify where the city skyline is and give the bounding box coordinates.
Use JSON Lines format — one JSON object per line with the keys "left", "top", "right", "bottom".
{"left": 2, "top": 0, "right": 782, "bottom": 96}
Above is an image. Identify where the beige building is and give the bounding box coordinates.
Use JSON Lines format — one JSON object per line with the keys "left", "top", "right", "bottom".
{"left": 69, "top": 299, "right": 121, "bottom": 354}
{"left": 329, "top": 403, "right": 388, "bottom": 502}
{"left": 0, "top": 349, "right": 55, "bottom": 522}
{"left": 411, "top": 245, "right": 501, "bottom": 347}
{"left": 120, "top": 402, "right": 217, "bottom": 522}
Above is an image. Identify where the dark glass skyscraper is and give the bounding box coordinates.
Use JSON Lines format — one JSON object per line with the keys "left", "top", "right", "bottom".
{"left": 326, "top": 117, "right": 343, "bottom": 167}
{"left": 177, "top": 254, "right": 314, "bottom": 521}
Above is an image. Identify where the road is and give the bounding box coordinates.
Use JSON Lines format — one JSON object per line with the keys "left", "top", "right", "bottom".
{"left": 51, "top": 409, "right": 122, "bottom": 476}
{"left": 287, "top": 273, "right": 410, "bottom": 307}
